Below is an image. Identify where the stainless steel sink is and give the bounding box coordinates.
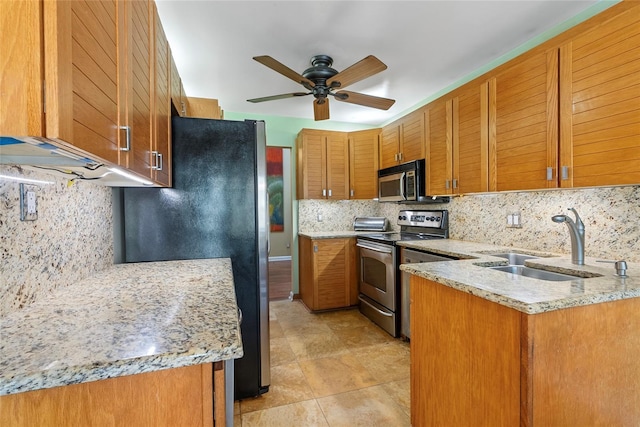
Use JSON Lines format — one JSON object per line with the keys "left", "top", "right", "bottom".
{"left": 489, "top": 265, "right": 579, "bottom": 281}
{"left": 492, "top": 253, "right": 539, "bottom": 265}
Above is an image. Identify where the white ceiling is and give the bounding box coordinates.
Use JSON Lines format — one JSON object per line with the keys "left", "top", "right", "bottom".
{"left": 156, "top": 0, "right": 607, "bottom": 126}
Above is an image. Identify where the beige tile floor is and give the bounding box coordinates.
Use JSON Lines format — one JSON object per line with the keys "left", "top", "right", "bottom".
{"left": 234, "top": 300, "right": 411, "bottom": 426}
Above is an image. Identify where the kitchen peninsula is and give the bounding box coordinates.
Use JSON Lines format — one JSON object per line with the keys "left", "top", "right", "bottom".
{"left": 399, "top": 239, "right": 640, "bottom": 426}
{"left": 0, "top": 258, "right": 242, "bottom": 426}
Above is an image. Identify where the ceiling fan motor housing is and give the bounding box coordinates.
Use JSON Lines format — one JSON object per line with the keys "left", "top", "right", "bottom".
{"left": 303, "top": 55, "right": 339, "bottom": 101}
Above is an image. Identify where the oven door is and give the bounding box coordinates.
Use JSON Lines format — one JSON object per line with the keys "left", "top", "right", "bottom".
{"left": 356, "top": 239, "right": 396, "bottom": 310}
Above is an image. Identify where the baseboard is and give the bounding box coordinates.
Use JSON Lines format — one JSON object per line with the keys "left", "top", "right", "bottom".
{"left": 268, "top": 256, "right": 292, "bottom": 262}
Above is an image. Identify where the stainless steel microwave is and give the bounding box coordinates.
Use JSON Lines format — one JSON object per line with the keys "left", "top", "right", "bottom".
{"left": 378, "top": 159, "right": 450, "bottom": 203}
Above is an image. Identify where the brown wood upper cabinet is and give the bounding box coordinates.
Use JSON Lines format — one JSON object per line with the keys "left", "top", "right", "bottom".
{"left": 379, "top": 110, "right": 425, "bottom": 169}
{"left": 298, "top": 236, "right": 357, "bottom": 311}
{"left": 559, "top": 5, "right": 640, "bottom": 188}
{"left": 0, "top": 0, "right": 174, "bottom": 186}
{"left": 170, "top": 54, "right": 189, "bottom": 116}
{"left": 488, "top": 49, "right": 559, "bottom": 192}
{"left": 425, "top": 83, "right": 489, "bottom": 196}
{"left": 348, "top": 129, "right": 380, "bottom": 199}
{"left": 152, "top": 4, "right": 171, "bottom": 187}
{"left": 188, "top": 97, "right": 224, "bottom": 119}
{"left": 296, "top": 129, "right": 349, "bottom": 200}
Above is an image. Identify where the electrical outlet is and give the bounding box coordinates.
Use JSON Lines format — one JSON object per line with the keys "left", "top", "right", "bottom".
{"left": 20, "top": 183, "right": 38, "bottom": 221}
{"left": 317, "top": 213, "right": 323, "bottom": 222}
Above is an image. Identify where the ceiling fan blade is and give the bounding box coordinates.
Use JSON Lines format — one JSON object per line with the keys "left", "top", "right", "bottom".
{"left": 247, "top": 92, "right": 309, "bottom": 103}
{"left": 314, "top": 98, "right": 330, "bottom": 121}
{"left": 334, "top": 90, "right": 395, "bottom": 110}
{"left": 253, "top": 56, "right": 315, "bottom": 88}
{"left": 326, "top": 55, "right": 387, "bottom": 89}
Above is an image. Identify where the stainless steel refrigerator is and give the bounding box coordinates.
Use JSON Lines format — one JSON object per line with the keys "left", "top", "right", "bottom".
{"left": 119, "top": 117, "right": 270, "bottom": 400}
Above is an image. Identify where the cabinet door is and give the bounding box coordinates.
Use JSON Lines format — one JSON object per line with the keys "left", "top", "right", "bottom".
{"left": 453, "top": 82, "right": 489, "bottom": 194}
{"left": 296, "top": 130, "right": 326, "bottom": 199}
{"left": 411, "top": 276, "right": 520, "bottom": 426}
{"left": 315, "top": 238, "right": 353, "bottom": 310}
{"left": 0, "top": 0, "right": 44, "bottom": 136}
{"left": 298, "top": 236, "right": 315, "bottom": 310}
{"left": 123, "top": 0, "right": 153, "bottom": 178}
{"left": 489, "top": 50, "right": 559, "bottom": 191}
{"left": 399, "top": 109, "right": 425, "bottom": 163}
{"left": 170, "top": 53, "right": 188, "bottom": 116}
{"left": 349, "top": 129, "right": 379, "bottom": 199}
{"left": 426, "top": 99, "right": 453, "bottom": 195}
{"left": 152, "top": 5, "right": 171, "bottom": 187}
{"left": 43, "top": 0, "right": 120, "bottom": 164}
{"left": 379, "top": 124, "right": 400, "bottom": 169}
{"left": 559, "top": 7, "right": 640, "bottom": 188}
{"left": 325, "top": 132, "right": 349, "bottom": 200}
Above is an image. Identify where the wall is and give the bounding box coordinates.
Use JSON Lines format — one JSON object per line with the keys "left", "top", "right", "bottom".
{"left": 0, "top": 166, "right": 113, "bottom": 315}
{"left": 298, "top": 185, "right": 640, "bottom": 288}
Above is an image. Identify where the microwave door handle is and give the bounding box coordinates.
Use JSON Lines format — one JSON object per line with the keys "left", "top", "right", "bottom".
{"left": 400, "top": 172, "right": 406, "bottom": 200}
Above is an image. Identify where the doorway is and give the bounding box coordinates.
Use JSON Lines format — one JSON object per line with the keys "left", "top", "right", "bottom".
{"left": 267, "top": 146, "right": 292, "bottom": 301}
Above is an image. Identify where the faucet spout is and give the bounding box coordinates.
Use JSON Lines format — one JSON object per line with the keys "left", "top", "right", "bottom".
{"left": 552, "top": 208, "right": 585, "bottom": 265}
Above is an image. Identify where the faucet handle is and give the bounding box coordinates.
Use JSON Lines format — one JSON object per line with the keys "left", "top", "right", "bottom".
{"left": 597, "top": 259, "right": 628, "bottom": 277}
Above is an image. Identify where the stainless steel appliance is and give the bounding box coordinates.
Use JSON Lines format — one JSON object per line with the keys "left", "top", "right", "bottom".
{"left": 378, "top": 160, "right": 450, "bottom": 203}
{"left": 118, "top": 117, "right": 270, "bottom": 401}
{"left": 357, "top": 210, "right": 450, "bottom": 337}
{"left": 400, "top": 248, "right": 456, "bottom": 338}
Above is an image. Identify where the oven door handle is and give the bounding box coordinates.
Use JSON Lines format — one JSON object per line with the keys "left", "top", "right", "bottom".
{"left": 358, "top": 295, "right": 393, "bottom": 317}
{"left": 356, "top": 241, "right": 394, "bottom": 254}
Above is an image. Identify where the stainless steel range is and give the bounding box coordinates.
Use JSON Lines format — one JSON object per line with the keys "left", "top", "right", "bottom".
{"left": 356, "top": 210, "right": 450, "bottom": 337}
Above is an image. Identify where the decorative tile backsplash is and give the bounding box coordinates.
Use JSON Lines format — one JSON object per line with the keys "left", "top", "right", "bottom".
{"left": 0, "top": 166, "right": 114, "bottom": 315}
{"left": 299, "top": 185, "right": 640, "bottom": 263}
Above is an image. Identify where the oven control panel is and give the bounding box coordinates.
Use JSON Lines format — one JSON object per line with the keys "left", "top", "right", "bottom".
{"left": 398, "top": 210, "right": 447, "bottom": 228}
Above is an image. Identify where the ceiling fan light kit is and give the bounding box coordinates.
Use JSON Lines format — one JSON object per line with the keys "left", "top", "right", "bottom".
{"left": 248, "top": 54, "right": 395, "bottom": 121}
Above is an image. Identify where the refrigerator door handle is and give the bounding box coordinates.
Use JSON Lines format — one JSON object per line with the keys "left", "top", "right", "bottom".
{"left": 237, "top": 307, "right": 243, "bottom": 325}
{"left": 266, "top": 193, "right": 271, "bottom": 255}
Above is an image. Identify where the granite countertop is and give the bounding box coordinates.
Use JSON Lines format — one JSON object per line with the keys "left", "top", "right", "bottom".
{"left": 398, "top": 239, "right": 640, "bottom": 314}
{"left": 298, "top": 230, "right": 386, "bottom": 239}
{"left": 0, "top": 258, "right": 243, "bottom": 396}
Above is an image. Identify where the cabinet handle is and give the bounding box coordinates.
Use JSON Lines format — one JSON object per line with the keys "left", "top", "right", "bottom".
{"left": 151, "top": 151, "right": 157, "bottom": 169}
{"left": 322, "top": 189, "right": 326, "bottom": 197}
{"left": 157, "top": 153, "right": 163, "bottom": 171}
{"left": 313, "top": 245, "right": 318, "bottom": 253}
{"left": 350, "top": 189, "right": 354, "bottom": 197}
{"left": 546, "top": 167, "right": 554, "bottom": 181}
{"left": 445, "top": 180, "right": 450, "bottom": 189}
{"left": 561, "top": 166, "right": 569, "bottom": 180}
{"left": 328, "top": 189, "right": 332, "bottom": 197}
{"left": 453, "top": 179, "right": 458, "bottom": 189}
{"left": 181, "top": 101, "right": 186, "bottom": 116}
{"left": 119, "top": 126, "right": 131, "bottom": 152}
{"left": 398, "top": 152, "right": 403, "bottom": 161}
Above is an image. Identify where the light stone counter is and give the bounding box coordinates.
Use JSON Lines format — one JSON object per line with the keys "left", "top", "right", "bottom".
{"left": 0, "top": 258, "right": 243, "bottom": 396}
{"left": 298, "top": 231, "right": 388, "bottom": 239}
{"left": 398, "top": 239, "right": 640, "bottom": 314}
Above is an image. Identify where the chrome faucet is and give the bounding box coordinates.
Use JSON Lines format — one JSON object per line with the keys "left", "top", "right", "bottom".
{"left": 552, "top": 208, "right": 585, "bottom": 265}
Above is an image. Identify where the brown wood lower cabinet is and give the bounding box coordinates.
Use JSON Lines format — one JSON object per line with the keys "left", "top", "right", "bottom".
{"left": 299, "top": 236, "right": 357, "bottom": 311}
{"left": 410, "top": 276, "right": 640, "bottom": 426}
{"left": 0, "top": 362, "right": 226, "bottom": 427}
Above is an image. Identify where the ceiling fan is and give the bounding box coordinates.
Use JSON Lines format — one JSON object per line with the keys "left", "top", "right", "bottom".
{"left": 247, "top": 54, "right": 395, "bottom": 121}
